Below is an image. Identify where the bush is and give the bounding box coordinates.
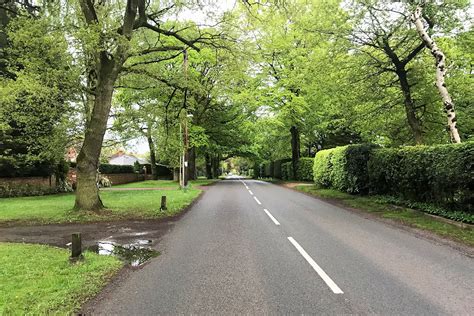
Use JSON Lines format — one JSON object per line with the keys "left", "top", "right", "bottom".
{"left": 273, "top": 159, "right": 291, "bottom": 179}
{"left": 313, "top": 144, "right": 374, "bottom": 194}
{"left": 368, "top": 142, "right": 474, "bottom": 212}
{"left": 313, "top": 149, "right": 333, "bottom": 187}
{"left": 281, "top": 162, "right": 294, "bottom": 180}
{"left": 99, "top": 164, "right": 134, "bottom": 174}
{"left": 296, "top": 158, "right": 314, "bottom": 181}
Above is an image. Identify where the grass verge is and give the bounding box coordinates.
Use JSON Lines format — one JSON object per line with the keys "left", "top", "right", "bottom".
{"left": 0, "top": 243, "right": 122, "bottom": 314}
{"left": 0, "top": 180, "right": 213, "bottom": 225}
{"left": 114, "top": 179, "right": 218, "bottom": 188}
{"left": 294, "top": 185, "right": 474, "bottom": 247}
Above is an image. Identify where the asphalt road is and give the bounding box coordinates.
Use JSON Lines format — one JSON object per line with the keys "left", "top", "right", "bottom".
{"left": 88, "top": 179, "right": 474, "bottom": 315}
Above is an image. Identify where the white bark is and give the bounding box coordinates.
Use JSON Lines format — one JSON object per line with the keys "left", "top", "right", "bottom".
{"left": 411, "top": 6, "right": 461, "bottom": 143}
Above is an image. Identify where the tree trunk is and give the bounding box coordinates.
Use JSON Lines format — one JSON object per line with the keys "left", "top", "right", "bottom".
{"left": 147, "top": 131, "right": 158, "bottom": 180}
{"left": 205, "top": 153, "right": 212, "bottom": 179}
{"left": 290, "top": 125, "right": 300, "bottom": 180}
{"left": 212, "top": 154, "right": 220, "bottom": 179}
{"left": 188, "top": 146, "right": 196, "bottom": 180}
{"left": 396, "top": 68, "right": 424, "bottom": 145}
{"left": 75, "top": 71, "right": 117, "bottom": 211}
{"left": 412, "top": 6, "right": 461, "bottom": 143}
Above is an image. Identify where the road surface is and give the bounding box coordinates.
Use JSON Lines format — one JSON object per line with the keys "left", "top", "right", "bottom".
{"left": 87, "top": 179, "right": 473, "bottom": 314}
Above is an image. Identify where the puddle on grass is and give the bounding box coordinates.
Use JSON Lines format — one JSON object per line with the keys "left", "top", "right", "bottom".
{"left": 87, "top": 239, "right": 159, "bottom": 267}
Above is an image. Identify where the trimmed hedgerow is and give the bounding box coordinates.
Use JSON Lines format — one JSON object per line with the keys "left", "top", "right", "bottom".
{"left": 313, "top": 149, "right": 333, "bottom": 187}
{"left": 296, "top": 158, "right": 314, "bottom": 181}
{"left": 273, "top": 159, "right": 291, "bottom": 179}
{"left": 368, "top": 142, "right": 473, "bottom": 213}
{"left": 313, "top": 142, "right": 473, "bottom": 215}
{"left": 313, "top": 144, "right": 374, "bottom": 193}
{"left": 99, "top": 164, "right": 134, "bottom": 174}
{"left": 281, "top": 162, "right": 294, "bottom": 180}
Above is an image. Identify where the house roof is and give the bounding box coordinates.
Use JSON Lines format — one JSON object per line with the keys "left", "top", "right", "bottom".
{"left": 109, "top": 154, "right": 149, "bottom": 166}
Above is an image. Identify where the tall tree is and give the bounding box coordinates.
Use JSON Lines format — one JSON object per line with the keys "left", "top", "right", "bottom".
{"left": 411, "top": 4, "right": 461, "bottom": 143}
{"left": 72, "top": 1, "right": 223, "bottom": 210}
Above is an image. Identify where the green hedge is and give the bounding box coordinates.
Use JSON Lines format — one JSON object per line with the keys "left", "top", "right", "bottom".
{"left": 99, "top": 164, "right": 134, "bottom": 174}
{"left": 313, "top": 142, "right": 474, "bottom": 214}
{"left": 281, "top": 162, "right": 294, "bottom": 180}
{"left": 313, "top": 150, "right": 333, "bottom": 187}
{"left": 273, "top": 159, "right": 291, "bottom": 179}
{"left": 368, "top": 142, "right": 473, "bottom": 212}
{"left": 296, "top": 158, "right": 314, "bottom": 181}
{"left": 314, "top": 144, "right": 373, "bottom": 193}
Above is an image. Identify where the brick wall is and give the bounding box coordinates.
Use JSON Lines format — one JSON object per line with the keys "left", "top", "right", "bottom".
{"left": 0, "top": 175, "right": 56, "bottom": 188}
{"left": 106, "top": 173, "right": 144, "bottom": 185}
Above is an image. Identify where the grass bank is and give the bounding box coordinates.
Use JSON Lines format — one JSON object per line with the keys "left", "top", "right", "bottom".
{"left": 0, "top": 243, "right": 122, "bottom": 314}
{"left": 0, "top": 180, "right": 215, "bottom": 225}
{"left": 294, "top": 185, "right": 474, "bottom": 247}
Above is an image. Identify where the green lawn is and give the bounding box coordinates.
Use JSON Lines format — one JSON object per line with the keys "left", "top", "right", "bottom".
{"left": 0, "top": 243, "right": 122, "bottom": 314}
{"left": 115, "top": 179, "right": 218, "bottom": 188}
{"left": 0, "top": 181, "right": 208, "bottom": 225}
{"left": 295, "top": 185, "right": 474, "bottom": 247}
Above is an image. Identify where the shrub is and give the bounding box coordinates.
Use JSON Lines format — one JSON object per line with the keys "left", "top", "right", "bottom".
{"left": 99, "top": 164, "right": 134, "bottom": 174}
{"left": 273, "top": 159, "right": 291, "bottom": 179}
{"left": 281, "top": 161, "right": 295, "bottom": 180}
{"left": 296, "top": 158, "right": 314, "bottom": 181}
{"left": 313, "top": 149, "right": 334, "bottom": 188}
{"left": 368, "top": 142, "right": 474, "bottom": 212}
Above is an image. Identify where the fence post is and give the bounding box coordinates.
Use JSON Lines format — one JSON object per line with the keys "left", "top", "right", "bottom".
{"left": 160, "top": 196, "right": 167, "bottom": 211}
{"left": 70, "top": 233, "right": 83, "bottom": 262}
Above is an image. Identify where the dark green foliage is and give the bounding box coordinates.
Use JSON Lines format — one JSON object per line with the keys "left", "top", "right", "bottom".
{"left": 296, "top": 158, "right": 314, "bottom": 181}
{"left": 313, "top": 142, "right": 474, "bottom": 217}
{"left": 273, "top": 158, "right": 291, "bottom": 179}
{"left": 313, "top": 144, "right": 374, "bottom": 193}
{"left": 281, "top": 162, "right": 294, "bottom": 180}
{"left": 0, "top": 183, "right": 62, "bottom": 198}
{"left": 99, "top": 164, "right": 134, "bottom": 174}
{"left": 368, "top": 142, "right": 474, "bottom": 213}
{"left": 375, "top": 196, "right": 474, "bottom": 224}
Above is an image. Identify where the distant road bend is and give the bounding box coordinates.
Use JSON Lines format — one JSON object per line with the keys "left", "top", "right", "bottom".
{"left": 88, "top": 178, "right": 474, "bottom": 314}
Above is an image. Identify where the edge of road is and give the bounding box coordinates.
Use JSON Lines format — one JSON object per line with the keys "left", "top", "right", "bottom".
{"left": 79, "top": 181, "right": 218, "bottom": 314}
{"left": 260, "top": 179, "right": 474, "bottom": 258}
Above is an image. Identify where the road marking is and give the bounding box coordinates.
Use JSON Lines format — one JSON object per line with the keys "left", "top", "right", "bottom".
{"left": 253, "top": 196, "right": 262, "bottom": 205}
{"left": 287, "top": 237, "right": 344, "bottom": 294}
{"left": 248, "top": 190, "right": 254, "bottom": 195}
{"left": 263, "top": 209, "right": 280, "bottom": 225}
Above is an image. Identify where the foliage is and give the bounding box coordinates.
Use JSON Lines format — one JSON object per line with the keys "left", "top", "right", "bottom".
{"left": 0, "top": 243, "right": 121, "bottom": 314}
{"left": 98, "top": 164, "right": 134, "bottom": 174}
{"left": 296, "top": 158, "right": 314, "bottom": 181}
{"left": 313, "top": 149, "right": 334, "bottom": 188}
{"left": 0, "top": 13, "right": 78, "bottom": 178}
{"left": 281, "top": 162, "right": 294, "bottom": 180}
{"left": 368, "top": 142, "right": 474, "bottom": 212}
{"left": 97, "top": 174, "right": 111, "bottom": 188}
{"left": 314, "top": 142, "right": 473, "bottom": 216}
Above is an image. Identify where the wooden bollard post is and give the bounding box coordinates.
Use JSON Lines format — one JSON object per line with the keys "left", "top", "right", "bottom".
{"left": 70, "top": 233, "right": 83, "bottom": 262}
{"left": 160, "top": 196, "right": 167, "bottom": 211}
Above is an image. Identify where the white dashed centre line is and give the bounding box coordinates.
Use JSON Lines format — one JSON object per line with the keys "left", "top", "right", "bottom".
{"left": 263, "top": 209, "right": 280, "bottom": 226}
{"left": 253, "top": 196, "right": 262, "bottom": 205}
{"left": 248, "top": 190, "right": 254, "bottom": 195}
{"left": 287, "top": 237, "right": 344, "bottom": 294}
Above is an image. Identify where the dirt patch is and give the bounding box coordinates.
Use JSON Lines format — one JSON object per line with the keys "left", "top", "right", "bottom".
{"left": 0, "top": 219, "right": 175, "bottom": 249}
{"left": 0, "top": 190, "right": 206, "bottom": 249}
